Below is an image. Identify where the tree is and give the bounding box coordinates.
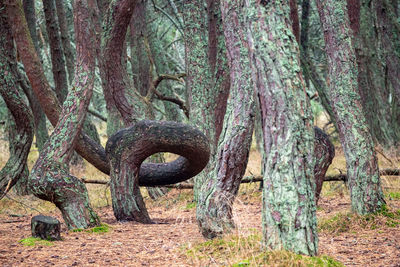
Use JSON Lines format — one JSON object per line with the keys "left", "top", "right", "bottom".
{"left": 22, "top": 0, "right": 49, "bottom": 152}
{"left": 0, "top": 3, "right": 34, "bottom": 198}
{"left": 246, "top": 0, "right": 318, "bottom": 255}
{"left": 316, "top": 0, "right": 385, "bottom": 214}
{"left": 347, "top": 0, "right": 398, "bottom": 147}
{"left": 195, "top": 0, "right": 255, "bottom": 238}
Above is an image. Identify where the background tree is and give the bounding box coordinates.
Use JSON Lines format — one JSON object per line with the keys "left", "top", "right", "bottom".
{"left": 316, "top": 0, "right": 385, "bottom": 214}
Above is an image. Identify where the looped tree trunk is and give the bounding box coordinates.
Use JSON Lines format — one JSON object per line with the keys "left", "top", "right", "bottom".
{"left": 106, "top": 120, "right": 210, "bottom": 223}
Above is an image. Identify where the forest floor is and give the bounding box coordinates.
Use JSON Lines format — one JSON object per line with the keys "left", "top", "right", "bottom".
{"left": 1, "top": 142, "right": 400, "bottom": 266}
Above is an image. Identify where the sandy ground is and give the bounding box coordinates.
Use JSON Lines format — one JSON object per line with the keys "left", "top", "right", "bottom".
{"left": 1, "top": 190, "right": 400, "bottom": 267}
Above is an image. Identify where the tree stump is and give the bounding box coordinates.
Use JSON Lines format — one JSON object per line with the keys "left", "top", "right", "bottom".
{"left": 31, "top": 215, "right": 61, "bottom": 240}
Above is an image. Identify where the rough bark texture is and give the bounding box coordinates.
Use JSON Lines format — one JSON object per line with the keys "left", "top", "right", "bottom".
{"left": 195, "top": 0, "right": 255, "bottom": 239}
{"left": 0, "top": 7, "right": 34, "bottom": 198}
{"left": 246, "top": 0, "right": 318, "bottom": 255}
{"left": 28, "top": 0, "right": 101, "bottom": 229}
{"left": 6, "top": 0, "right": 110, "bottom": 174}
{"left": 314, "top": 127, "right": 335, "bottom": 204}
{"left": 100, "top": 0, "right": 146, "bottom": 129}
{"left": 182, "top": 0, "right": 230, "bottom": 204}
{"left": 316, "top": 0, "right": 385, "bottom": 214}
{"left": 347, "top": 0, "right": 397, "bottom": 147}
{"left": 106, "top": 120, "right": 210, "bottom": 222}
{"left": 42, "top": 0, "right": 69, "bottom": 103}
{"left": 22, "top": 0, "right": 49, "bottom": 152}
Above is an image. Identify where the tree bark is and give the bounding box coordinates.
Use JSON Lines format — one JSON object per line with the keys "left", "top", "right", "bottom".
{"left": 7, "top": 0, "right": 110, "bottom": 174}
{"left": 0, "top": 6, "right": 34, "bottom": 199}
{"left": 55, "top": 0, "right": 75, "bottom": 84}
{"left": 28, "top": 0, "right": 101, "bottom": 229}
{"left": 195, "top": 0, "right": 255, "bottom": 239}
{"left": 182, "top": 0, "right": 230, "bottom": 206}
{"left": 246, "top": 0, "right": 318, "bottom": 256}
{"left": 42, "top": 0, "right": 69, "bottom": 103}
{"left": 316, "top": 0, "right": 385, "bottom": 214}
{"left": 106, "top": 120, "right": 210, "bottom": 222}
{"left": 22, "top": 0, "right": 49, "bottom": 152}
{"left": 347, "top": 0, "right": 397, "bottom": 147}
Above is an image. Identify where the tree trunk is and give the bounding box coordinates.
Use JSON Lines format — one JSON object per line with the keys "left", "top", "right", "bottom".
{"left": 182, "top": 0, "right": 230, "bottom": 204}
{"left": 195, "top": 0, "right": 255, "bottom": 239}
{"left": 42, "top": 0, "right": 69, "bottom": 103}
{"left": 106, "top": 120, "right": 210, "bottom": 222}
{"left": 26, "top": 0, "right": 101, "bottom": 229}
{"left": 246, "top": 0, "right": 318, "bottom": 256}
{"left": 347, "top": 0, "right": 398, "bottom": 147}
{"left": 55, "top": 0, "right": 75, "bottom": 84}
{"left": 316, "top": 0, "right": 385, "bottom": 214}
{"left": 22, "top": 0, "right": 49, "bottom": 152}
{"left": 0, "top": 5, "right": 34, "bottom": 199}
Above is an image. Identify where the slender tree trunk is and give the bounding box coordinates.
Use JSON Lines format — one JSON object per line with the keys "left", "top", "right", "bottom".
{"left": 0, "top": 5, "right": 34, "bottom": 198}
{"left": 246, "top": 0, "right": 318, "bottom": 255}
{"left": 55, "top": 0, "right": 75, "bottom": 84}
{"left": 316, "top": 0, "right": 385, "bottom": 214}
{"left": 22, "top": 0, "right": 49, "bottom": 152}
{"left": 42, "top": 0, "right": 69, "bottom": 103}
{"left": 195, "top": 0, "right": 255, "bottom": 239}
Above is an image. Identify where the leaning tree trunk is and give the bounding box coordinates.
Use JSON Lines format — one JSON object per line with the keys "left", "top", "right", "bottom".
{"left": 246, "top": 1, "right": 318, "bottom": 256}
{"left": 316, "top": 0, "right": 385, "bottom": 214}
{"left": 0, "top": 6, "right": 34, "bottom": 199}
{"left": 195, "top": 0, "right": 255, "bottom": 239}
{"left": 25, "top": 0, "right": 101, "bottom": 229}
{"left": 22, "top": 0, "right": 49, "bottom": 152}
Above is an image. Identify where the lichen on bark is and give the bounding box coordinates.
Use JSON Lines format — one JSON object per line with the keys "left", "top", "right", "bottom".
{"left": 246, "top": 0, "right": 318, "bottom": 256}
{"left": 316, "top": 0, "right": 385, "bottom": 214}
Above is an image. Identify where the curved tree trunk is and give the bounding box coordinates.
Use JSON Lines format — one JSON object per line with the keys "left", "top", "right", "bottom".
{"left": 316, "top": 0, "right": 385, "bottom": 214}
{"left": 0, "top": 6, "right": 34, "bottom": 199}
{"left": 195, "top": 0, "right": 255, "bottom": 239}
{"left": 7, "top": 0, "right": 110, "bottom": 174}
{"left": 26, "top": 0, "right": 101, "bottom": 229}
{"left": 106, "top": 120, "right": 210, "bottom": 223}
{"left": 246, "top": 0, "right": 318, "bottom": 256}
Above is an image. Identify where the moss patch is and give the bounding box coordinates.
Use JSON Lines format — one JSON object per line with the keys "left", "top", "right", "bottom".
{"left": 19, "top": 237, "right": 54, "bottom": 247}
{"left": 71, "top": 223, "right": 111, "bottom": 233}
